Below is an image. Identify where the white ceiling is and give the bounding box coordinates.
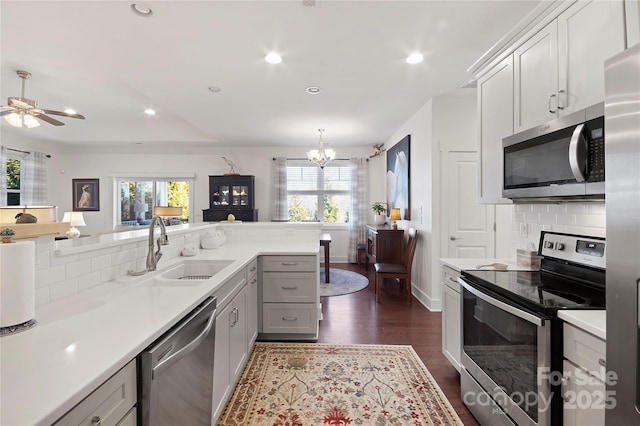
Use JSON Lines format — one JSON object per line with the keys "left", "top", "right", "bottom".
{"left": 0, "top": 0, "right": 540, "bottom": 148}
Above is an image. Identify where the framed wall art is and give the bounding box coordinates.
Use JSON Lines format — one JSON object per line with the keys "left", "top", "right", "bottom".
{"left": 72, "top": 178, "right": 100, "bottom": 212}
{"left": 386, "top": 135, "right": 410, "bottom": 220}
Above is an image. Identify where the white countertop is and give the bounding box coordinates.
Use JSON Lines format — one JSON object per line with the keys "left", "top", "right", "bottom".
{"left": 558, "top": 310, "right": 606, "bottom": 340}
{"left": 439, "top": 257, "right": 539, "bottom": 271}
{"left": 0, "top": 240, "right": 319, "bottom": 426}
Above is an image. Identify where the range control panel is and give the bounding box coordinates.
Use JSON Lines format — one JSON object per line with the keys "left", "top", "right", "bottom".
{"left": 539, "top": 231, "right": 606, "bottom": 269}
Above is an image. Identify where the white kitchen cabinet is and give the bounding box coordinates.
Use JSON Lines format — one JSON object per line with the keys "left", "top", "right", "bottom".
{"left": 477, "top": 54, "right": 514, "bottom": 204}
{"left": 626, "top": 0, "right": 640, "bottom": 47}
{"left": 212, "top": 268, "right": 249, "bottom": 423}
{"left": 246, "top": 258, "right": 259, "bottom": 346}
{"left": 441, "top": 264, "right": 462, "bottom": 372}
{"left": 562, "top": 323, "right": 607, "bottom": 426}
{"left": 53, "top": 360, "right": 136, "bottom": 426}
{"left": 514, "top": 0, "right": 625, "bottom": 132}
{"left": 259, "top": 255, "right": 319, "bottom": 340}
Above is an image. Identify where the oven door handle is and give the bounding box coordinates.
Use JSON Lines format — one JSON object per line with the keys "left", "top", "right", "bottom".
{"left": 458, "top": 277, "right": 544, "bottom": 326}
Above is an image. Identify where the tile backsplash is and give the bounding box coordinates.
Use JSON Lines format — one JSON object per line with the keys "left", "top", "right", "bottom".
{"left": 511, "top": 202, "right": 606, "bottom": 251}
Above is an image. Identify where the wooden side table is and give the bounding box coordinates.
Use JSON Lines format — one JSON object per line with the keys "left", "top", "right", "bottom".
{"left": 365, "top": 225, "right": 404, "bottom": 265}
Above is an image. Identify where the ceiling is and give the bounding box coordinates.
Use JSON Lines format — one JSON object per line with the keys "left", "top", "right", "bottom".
{"left": 0, "top": 0, "right": 540, "bottom": 148}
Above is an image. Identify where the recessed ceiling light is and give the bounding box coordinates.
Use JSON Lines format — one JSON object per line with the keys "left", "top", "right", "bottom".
{"left": 64, "top": 108, "right": 77, "bottom": 115}
{"left": 405, "top": 53, "right": 424, "bottom": 64}
{"left": 131, "top": 2, "right": 153, "bottom": 17}
{"left": 265, "top": 53, "right": 282, "bottom": 64}
{"left": 208, "top": 86, "right": 222, "bottom": 93}
{"left": 144, "top": 108, "right": 156, "bottom": 116}
{"left": 306, "top": 86, "right": 321, "bottom": 94}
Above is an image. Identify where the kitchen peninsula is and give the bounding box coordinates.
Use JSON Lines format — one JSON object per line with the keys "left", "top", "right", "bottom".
{"left": 0, "top": 222, "right": 321, "bottom": 425}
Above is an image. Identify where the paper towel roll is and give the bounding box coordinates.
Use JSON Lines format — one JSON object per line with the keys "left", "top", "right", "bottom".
{"left": 0, "top": 240, "right": 35, "bottom": 329}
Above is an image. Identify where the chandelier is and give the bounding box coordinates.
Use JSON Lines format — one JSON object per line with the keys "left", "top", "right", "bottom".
{"left": 306, "top": 128, "right": 336, "bottom": 168}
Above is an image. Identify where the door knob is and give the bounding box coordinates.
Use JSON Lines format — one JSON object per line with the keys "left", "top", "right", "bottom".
{"left": 450, "top": 236, "right": 462, "bottom": 241}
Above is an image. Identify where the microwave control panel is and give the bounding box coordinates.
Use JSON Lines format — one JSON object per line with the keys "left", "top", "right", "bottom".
{"left": 586, "top": 116, "right": 605, "bottom": 182}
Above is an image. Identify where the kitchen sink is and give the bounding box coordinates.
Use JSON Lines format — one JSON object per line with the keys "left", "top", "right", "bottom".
{"left": 160, "top": 259, "right": 234, "bottom": 280}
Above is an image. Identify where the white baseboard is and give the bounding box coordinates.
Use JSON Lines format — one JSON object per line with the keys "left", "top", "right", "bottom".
{"left": 412, "top": 283, "right": 442, "bottom": 312}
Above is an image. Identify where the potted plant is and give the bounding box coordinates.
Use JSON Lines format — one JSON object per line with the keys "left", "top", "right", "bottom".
{"left": 371, "top": 202, "right": 387, "bottom": 225}
{"left": 1, "top": 228, "right": 16, "bottom": 243}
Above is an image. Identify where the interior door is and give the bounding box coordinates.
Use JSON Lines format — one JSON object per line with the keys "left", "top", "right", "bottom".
{"left": 443, "top": 151, "right": 496, "bottom": 258}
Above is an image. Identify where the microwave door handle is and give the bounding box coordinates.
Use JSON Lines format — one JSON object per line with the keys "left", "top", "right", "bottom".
{"left": 569, "top": 123, "right": 587, "bottom": 182}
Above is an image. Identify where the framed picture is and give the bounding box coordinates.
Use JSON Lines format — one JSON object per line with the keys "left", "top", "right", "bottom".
{"left": 386, "top": 135, "right": 410, "bottom": 220}
{"left": 72, "top": 178, "right": 100, "bottom": 212}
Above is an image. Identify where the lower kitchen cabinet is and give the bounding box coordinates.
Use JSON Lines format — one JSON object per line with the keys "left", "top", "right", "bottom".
{"left": 441, "top": 264, "right": 462, "bottom": 372}
{"left": 562, "top": 323, "right": 607, "bottom": 426}
{"left": 53, "top": 359, "right": 136, "bottom": 426}
{"left": 212, "top": 269, "right": 250, "bottom": 423}
{"left": 246, "top": 258, "right": 259, "bottom": 346}
{"left": 259, "top": 255, "right": 319, "bottom": 340}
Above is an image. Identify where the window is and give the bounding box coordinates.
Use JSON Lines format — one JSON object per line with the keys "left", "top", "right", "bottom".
{"left": 286, "top": 160, "right": 351, "bottom": 223}
{"left": 115, "top": 177, "right": 192, "bottom": 226}
{"left": 6, "top": 154, "right": 22, "bottom": 206}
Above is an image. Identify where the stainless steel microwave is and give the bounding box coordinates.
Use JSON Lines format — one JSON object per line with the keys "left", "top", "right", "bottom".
{"left": 502, "top": 102, "right": 605, "bottom": 200}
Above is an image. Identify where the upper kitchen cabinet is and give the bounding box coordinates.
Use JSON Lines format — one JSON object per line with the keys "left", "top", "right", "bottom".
{"left": 477, "top": 55, "right": 514, "bottom": 204}
{"left": 514, "top": 0, "right": 625, "bottom": 132}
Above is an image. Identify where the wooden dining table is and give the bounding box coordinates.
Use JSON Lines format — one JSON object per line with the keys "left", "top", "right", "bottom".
{"left": 320, "top": 233, "right": 331, "bottom": 283}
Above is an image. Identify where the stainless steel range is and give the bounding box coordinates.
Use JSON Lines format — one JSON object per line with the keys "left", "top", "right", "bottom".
{"left": 458, "top": 231, "right": 606, "bottom": 426}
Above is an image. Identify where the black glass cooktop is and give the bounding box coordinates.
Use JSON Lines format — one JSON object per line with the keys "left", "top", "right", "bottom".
{"left": 461, "top": 269, "right": 606, "bottom": 316}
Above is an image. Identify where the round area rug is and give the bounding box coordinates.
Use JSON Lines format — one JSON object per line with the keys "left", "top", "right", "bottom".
{"left": 319, "top": 267, "right": 369, "bottom": 297}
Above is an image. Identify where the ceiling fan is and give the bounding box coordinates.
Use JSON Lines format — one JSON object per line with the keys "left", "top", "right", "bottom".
{"left": 0, "top": 70, "right": 85, "bottom": 127}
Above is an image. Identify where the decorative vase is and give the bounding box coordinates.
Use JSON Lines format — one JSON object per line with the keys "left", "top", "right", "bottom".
{"left": 373, "top": 214, "right": 386, "bottom": 225}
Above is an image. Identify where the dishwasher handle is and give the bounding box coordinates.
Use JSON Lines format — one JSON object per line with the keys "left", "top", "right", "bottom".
{"left": 152, "top": 303, "right": 217, "bottom": 378}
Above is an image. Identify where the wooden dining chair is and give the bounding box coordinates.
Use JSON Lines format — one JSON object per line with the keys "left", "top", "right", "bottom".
{"left": 374, "top": 228, "right": 418, "bottom": 303}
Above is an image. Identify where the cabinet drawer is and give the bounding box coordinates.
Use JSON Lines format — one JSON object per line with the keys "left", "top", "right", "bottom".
{"left": 442, "top": 265, "right": 461, "bottom": 292}
{"left": 563, "top": 323, "right": 606, "bottom": 380}
{"left": 54, "top": 359, "right": 136, "bottom": 426}
{"left": 262, "top": 256, "right": 317, "bottom": 272}
{"left": 263, "top": 272, "right": 317, "bottom": 303}
{"left": 262, "top": 303, "right": 317, "bottom": 334}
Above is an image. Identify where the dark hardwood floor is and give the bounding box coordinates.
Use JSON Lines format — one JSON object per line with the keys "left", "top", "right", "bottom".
{"left": 318, "top": 262, "right": 480, "bottom": 426}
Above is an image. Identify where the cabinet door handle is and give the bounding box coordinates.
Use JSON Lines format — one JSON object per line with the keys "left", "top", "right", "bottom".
{"left": 230, "top": 308, "right": 238, "bottom": 326}
{"left": 557, "top": 89, "right": 565, "bottom": 110}
{"left": 598, "top": 358, "right": 606, "bottom": 367}
{"left": 282, "top": 286, "right": 298, "bottom": 290}
{"left": 281, "top": 262, "right": 298, "bottom": 266}
{"left": 548, "top": 93, "right": 557, "bottom": 113}
{"left": 448, "top": 277, "right": 459, "bottom": 283}
{"left": 250, "top": 266, "right": 257, "bottom": 272}
{"left": 250, "top": 278, "right": 257, "bottom": 285}
{"left": 282, "top": 316, "right": 298, "bottom": 321}
{"left": 91, "top": 416, "right": 102, "bottom": 425}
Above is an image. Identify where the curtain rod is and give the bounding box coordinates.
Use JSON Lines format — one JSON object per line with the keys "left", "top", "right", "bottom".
{"left": 7, "top": 147, "right": 52, "bottom": 158}
{"left": 272, "top": 157, "right": 368, "bottom": 162}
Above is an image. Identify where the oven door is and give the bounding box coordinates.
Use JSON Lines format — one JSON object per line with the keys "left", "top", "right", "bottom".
{"left": 459, "top": 278, "right": 552, "bottom": 426}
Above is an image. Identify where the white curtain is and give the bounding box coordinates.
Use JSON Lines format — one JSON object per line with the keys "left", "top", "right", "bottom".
{"left": 0, "top": 146, "right": 7, "bottom": 207}
{"left": 22, "top": 151, "right": 48, "bottom": 205}
{"left": 272, "top": 157, "right": 289, "bottom": 221}
{"left": 348, "top": 157, "right": 368, "bottom": 263}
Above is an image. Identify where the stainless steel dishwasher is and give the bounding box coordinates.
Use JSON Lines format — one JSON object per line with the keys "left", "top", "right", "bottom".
{"left": 138, "top": 296, "right": 217, "bottom": 426}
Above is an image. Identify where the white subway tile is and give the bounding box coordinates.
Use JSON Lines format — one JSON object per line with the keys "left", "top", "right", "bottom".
{"left": 50, "top": 253, "right": 79, "bottom": 267}
{"left": 35, "top": 251, "right": 50, "bottom": 270}
{"left": 78, "top": 272, "right": 101, "bottom": 292}
{"left": 587, "top": 203, "right": 606, "bottom": 215}
{"left": 36, "top": 265, "right": 66, "bottom": 288}
{"left": 565, "top": 204, "right": 588, "bottom": 214}
{"left": 101, "top": 266, "right": 118, "bottom": 283}
{"left": 556, "top": 214, "right": 577, "bottom": 226}
{"left": 538, "top": 213, "right": 557, "bottom": 225}
{"left": 66, "top": 259, "right": 92, "bottom": 280}
{"left": 524, "top": 212, "right": 540, "bottom": 223}
{"left": 111, "top": 249, "right": 132, "bottom": 266}
{"left": 35, "top": 287, "right": 50, "bottom": 306}
{"left": 531, "top": 204, "right": 549, "bottom": 213}
{"left": 574, "top": 214, "right": 606, "bottom": 229}
{"left": 50, "top": 279, "right": 79, "bottom": 302}
{"left": 91, "top": 254, "right": 112, "bottom": 272}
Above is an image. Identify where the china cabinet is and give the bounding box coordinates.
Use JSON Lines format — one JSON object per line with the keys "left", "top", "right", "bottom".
{"left": 203, "top": 175, "right": 258, "bottom": 222}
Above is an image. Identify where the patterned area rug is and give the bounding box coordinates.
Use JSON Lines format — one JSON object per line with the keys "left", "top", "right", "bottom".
{"left": 319, "top": 267, "right": 369, "bottom": 297}
{"left": 217, "top": 343, "right": 464, "bottom": 425}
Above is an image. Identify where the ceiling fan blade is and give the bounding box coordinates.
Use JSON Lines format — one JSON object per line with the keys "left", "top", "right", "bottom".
{"left": 31, "top": 112, "right": 65, "bottom": 126}
{"left": 40, "top": 109, "right": 85, "bottom": 120}
{"left": 0, "top": 108, "right": 17, "bottom": 117}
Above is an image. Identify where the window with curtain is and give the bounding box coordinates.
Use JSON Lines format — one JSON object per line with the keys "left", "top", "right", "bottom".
{"left": 5, "top": 155, "right": 21, "bottom": 206}
{"left": 286, "top": 160, "right": 351, "bottom": 223}
{"left": 115, "top": 177, "right": 192, "bottom": 225}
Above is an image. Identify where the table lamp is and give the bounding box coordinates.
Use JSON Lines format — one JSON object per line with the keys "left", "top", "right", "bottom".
{"left": 154, "top": 206, "right": 183, "bottom": 225}
{"left": 62, "top": 212, "right": 86, "bottom": 238}
{"left": 389, "top": 208, "right": 401, "bottom": 230}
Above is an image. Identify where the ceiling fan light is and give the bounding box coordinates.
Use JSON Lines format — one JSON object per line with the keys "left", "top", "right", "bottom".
{"left": 64, "top": 108, "right": 77, "bottom": 115}
{"left": 4, "top": 112, "right": 23, "bottom": 128}
{"left": 23, "top": 114, "right": 41, "bottom": 128}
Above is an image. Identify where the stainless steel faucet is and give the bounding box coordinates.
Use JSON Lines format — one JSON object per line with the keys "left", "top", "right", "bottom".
{"left": 146, "top": 216, "right": 169, "bottom": 272}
